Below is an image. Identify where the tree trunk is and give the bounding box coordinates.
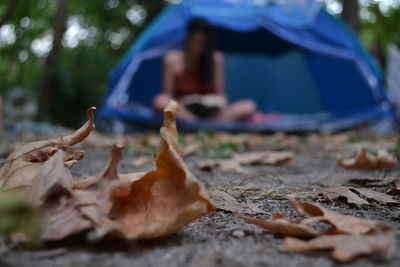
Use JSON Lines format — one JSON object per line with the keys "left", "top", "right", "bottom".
{"left": 0, "top": 0, "right": 20, "bottom": 27}
{"left": 340, "top": 0, "right": 360, "bottom": 34}
{"left": 36, "top": 0, "right": 69, "bottom": 121}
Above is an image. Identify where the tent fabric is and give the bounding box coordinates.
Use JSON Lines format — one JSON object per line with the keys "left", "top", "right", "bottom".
{"left": 99, "top": 0, "right": 397, "bottom": 132}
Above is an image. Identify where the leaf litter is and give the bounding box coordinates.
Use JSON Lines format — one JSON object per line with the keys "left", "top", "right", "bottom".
{"left": 240, "top": 198, "right": 396, "bottom": 262}
{"left": 337, "top": 148, "right": 397, "bottom": 169}
{"left": 312, "top": 186, "right": 399, "bottom": 206}
{"left": 199, "top": 151, "right": 293, "bottom": 174}
{"left": 0, "top": 102, "right": 214, "bottom": 241}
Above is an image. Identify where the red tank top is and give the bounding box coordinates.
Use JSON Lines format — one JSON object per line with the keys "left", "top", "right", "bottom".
{"left": 174, "top": 69, "right": 214, "bottom": 99}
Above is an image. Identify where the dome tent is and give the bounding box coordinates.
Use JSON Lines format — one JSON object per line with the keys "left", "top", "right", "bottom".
{"left": 98, "top": 0, "right": 396, "bottom": 132}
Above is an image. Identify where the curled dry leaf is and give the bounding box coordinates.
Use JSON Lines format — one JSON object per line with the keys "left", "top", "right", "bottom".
{"left": 73, "top": 144, "right": 124, "bottom": 225}
{"left": 102, "top": 101, "right": 215, "bottom": 239}
{"left": 210, "top": 190, "right": 266, "bottom": 215}
{"left": 312, "top": 186, "right": 369, "bottom": 205}
{"left": 284, "top": 234, "right": 396, "bottom": 262}
{"left": 241, "top": 199, "right": 392, "bottom": 237}
{"left": 241, "top": 199, "right": 395, "bottom": 261}
{"left": 0, "top": 107, "right": 95, "bottom": 190}
{"left": 199, "top": 151, "right": 293, "bottom": 174}
{"left": 313, "top": 186, "right": 399, "bottom": 206}
{"left": 338, "top": 148, "right": 397, "bottom": 169}
{"left": 239, "top": 213, "right": 319, "bottom": 238}
{"left": 288, "top": 199, "right": 392, "bottom": 235}
{"left": 33, "top": 151, "right": 92, "bottom": 240}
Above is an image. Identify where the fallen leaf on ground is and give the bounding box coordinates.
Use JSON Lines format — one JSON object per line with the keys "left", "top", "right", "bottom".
{"left": 181, "top": 142, "right": 201, "bottom": 156}
{"left": 241, "top": 199, "right": 392, "bottom": 236}
{"left": 73, "top": 144, "right": 124, "bottom": 226}
{"left": 199, "top": 159, "right": 248, "bottom": 174}
{"left": 199, "top": 151, "right": 293, "bottom": 173}
{"left": 210, "top": 191, "right": 266, "bottom": 215}
{"left": 34, "top": 151, "right": 93, "bottom": 240}
{"left": 239, "top": 214, "right": 320, "bottom": 238}
{"left": 0, "top": 107, "right": 95, "bottom": 191}
{"left": 102, "top": 101, "right": 215, "bottom": 239}
{"left": 338, "top": 148, "right": 397, "bottom": 169}
{"left": 284, "top": 234, "right": 396, "bottom": 262}
{"left": 348, "top": 176, "right": 398, "bottom": 187}
{"left": 312, "top": 186, "right": 368, "bottom": 205}
{"left": 2, "top": 103, "right": 214, "bottom": 241}
{"left": 386, "top": 185, "right": 400, "bottom": 195}
{"left": 352, "top": 188, "right": 399, "bottom": 205}
{"left": 289, "top": 199, "right": 392, "bottom": 235}
{"left": 240, "top": 198, "right": 395, "bottom": 261}
{"left": 313, "top": 186, "right": 399, "bottom": 206}
{"left": 130, "top": 156, "right": 149, "bottom": 168}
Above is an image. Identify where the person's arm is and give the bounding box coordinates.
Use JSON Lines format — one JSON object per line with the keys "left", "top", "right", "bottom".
{"left": 213, "top": 51, "right": 226, "bottom": 98}
{"left": 162, "top": 54, "right": 175, "bottom": 96}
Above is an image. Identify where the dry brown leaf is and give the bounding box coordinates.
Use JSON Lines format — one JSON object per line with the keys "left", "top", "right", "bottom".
{"left": 284, "top": 234, "right": 396, "bottom": 262}
{"left": 239, "top": 214, "right": 320, "bottom": 238}
{"left": 348, "top": 176, "right": 398, "bottom": 187}
{"left": 386, "top": 185, "right": 400, "bottom": 195}
{"left": 241, "top": 198, "right": 396, "bottom": 261}
{"left": 313, "top": 186, "right": 399, "bottom": 206}
{"left": 30, "top": 151, "right": 93, "bottom": 240}
{"left": 130, "top": 156, "right": 149, "bottom": 168}
{"left": 312, "top": 186, "right": 369, "bottom": 205}
{"left": 210, "top": 190, "right": 266, "bottom": 215}
{"left": 0, "top": 107, "right": 95, "bottom": 190}
{"left": 199, "top": 159, "right": 249, "bottom": 174}
{"left": 289, "top": 199, "right": 392, "bottom": 235}
{"left": 181, "top": 142, "right": 201, "bottom": 156}
{"left": 338, "top": 148, "right": 397, "bottom": 169}
{"left": 199, "top": 151, "right": 293, "bottom": 174}
{"left": 73, "top": 144, "right": 124, "bottom": 225}
{"left": 352, "top": 188, "right": 399, "bottom": 205}
{"left": 101, "top": 101, "right": 215, "bottom": 239}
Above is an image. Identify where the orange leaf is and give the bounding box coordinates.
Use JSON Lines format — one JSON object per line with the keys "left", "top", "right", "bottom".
{"left": 337, "top": 148, "right": 397, "bottom": 169}
{"left": 284, "top": 234, "right": 396, "bottom": 262}
{"left": 102, "top": 101, "right": 215, "bottom": 239}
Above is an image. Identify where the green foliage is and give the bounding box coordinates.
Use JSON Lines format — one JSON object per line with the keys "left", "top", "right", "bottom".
{"left": 200, "top": 141, "right": 243, "bottom": 159}
{"left": 361, "top": 3, "right": 400, "bottom": 48}
{"left": 0, "top": 191, "right": 41, "bottom": 245}
{"left": 0, "top": 0, "right": 167, "bottom": 127}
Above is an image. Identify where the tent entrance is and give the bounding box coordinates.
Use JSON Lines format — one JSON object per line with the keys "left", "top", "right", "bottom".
{"left": 225, "top": 51, "right": 325, "bottom": 114}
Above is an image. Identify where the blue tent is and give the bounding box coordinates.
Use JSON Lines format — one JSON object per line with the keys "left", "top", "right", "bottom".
{"left": 99, "top": 0, "right": 397, "bottom": 132}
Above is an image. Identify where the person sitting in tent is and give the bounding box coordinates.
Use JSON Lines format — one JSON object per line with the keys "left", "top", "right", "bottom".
{"left": 152, "top": 18, "right": 257, "bottom": 121}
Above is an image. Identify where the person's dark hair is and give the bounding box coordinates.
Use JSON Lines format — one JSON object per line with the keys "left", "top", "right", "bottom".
{"left": 186, "top": 18, "right": 215, "bottom": 84}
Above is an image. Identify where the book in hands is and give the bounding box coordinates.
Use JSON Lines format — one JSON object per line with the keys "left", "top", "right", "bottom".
{"left": 180, "top": 94, "right": 226, "bottom": 118}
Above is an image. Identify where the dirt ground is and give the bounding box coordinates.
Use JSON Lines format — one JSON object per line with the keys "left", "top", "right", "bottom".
{"left": 1, "top": 131, "right": 400, "bottom": 267}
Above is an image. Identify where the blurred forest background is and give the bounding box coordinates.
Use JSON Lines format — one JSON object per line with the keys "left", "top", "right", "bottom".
{"left": 0, "top": 0, "right": 399, "bottom": 128}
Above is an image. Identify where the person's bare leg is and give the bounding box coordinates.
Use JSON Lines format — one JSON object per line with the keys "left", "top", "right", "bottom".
{"left": 153, "top": 93, "right": 197, "bottom": 121}
{"left": 215, "top": 99, "right": 256, "bottom": 121}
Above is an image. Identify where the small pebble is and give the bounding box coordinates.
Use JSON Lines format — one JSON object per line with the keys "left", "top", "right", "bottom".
{"left": 232, "top": 229, "right": 245, "bottom": 238}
